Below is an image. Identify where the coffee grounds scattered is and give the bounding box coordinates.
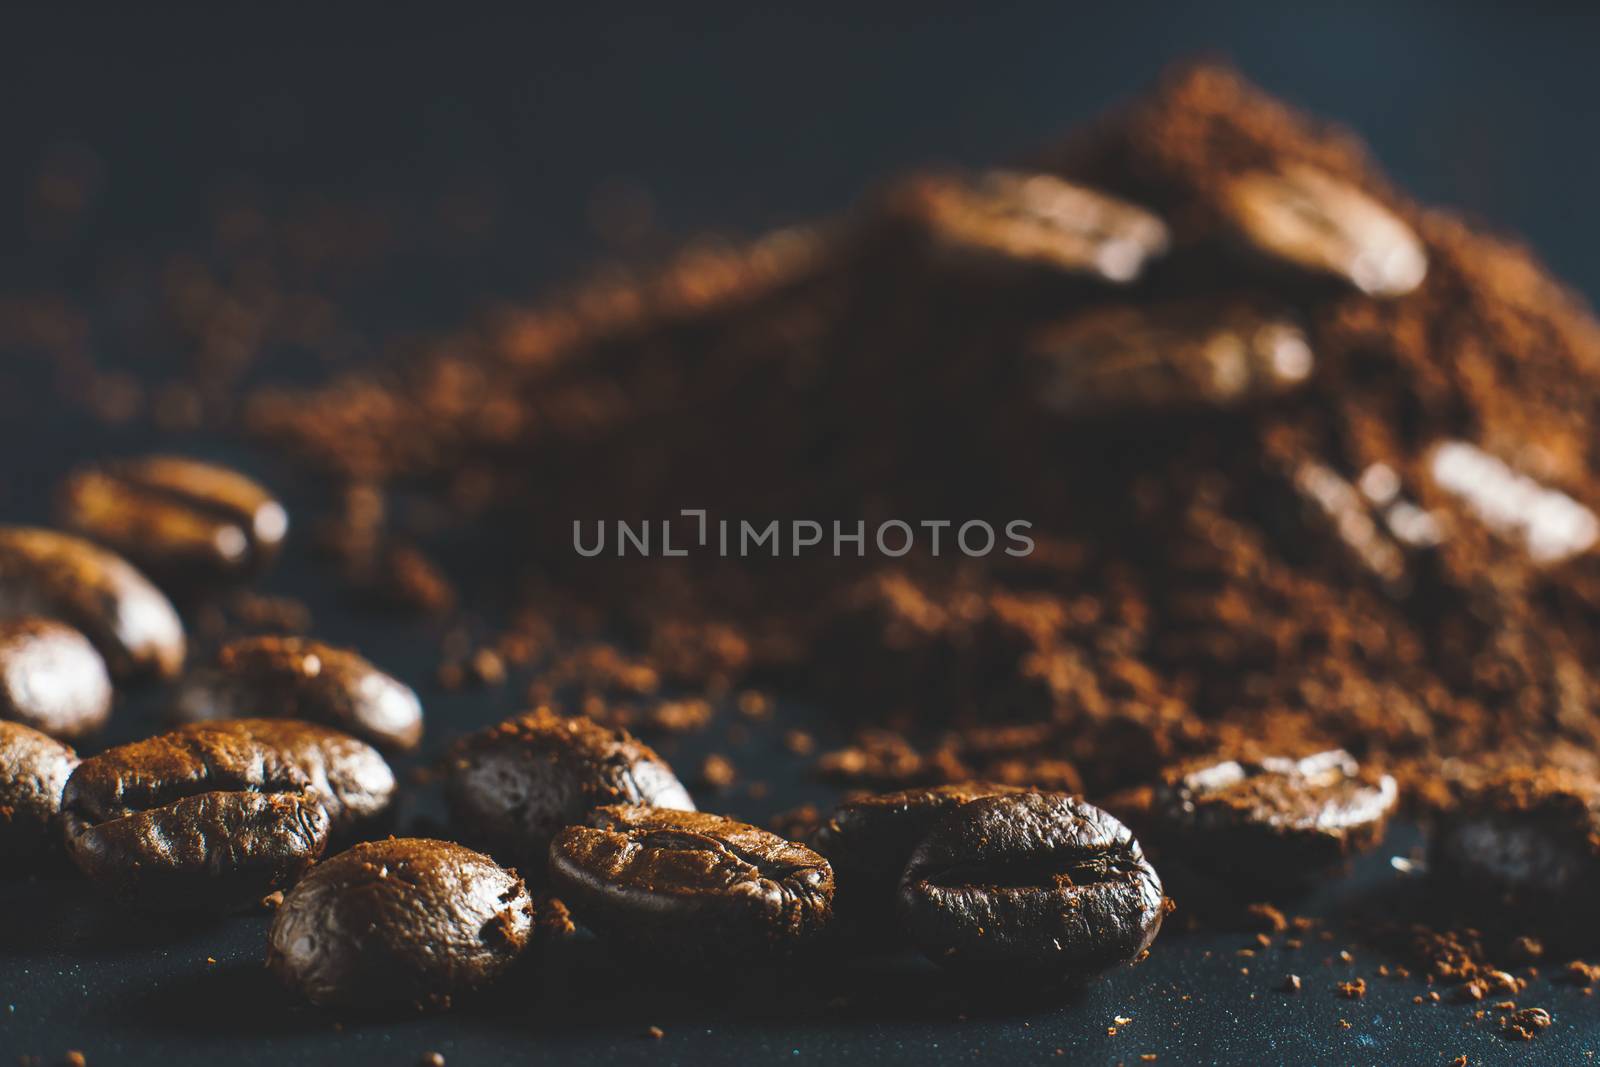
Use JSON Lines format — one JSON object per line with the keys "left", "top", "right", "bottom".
{"left": 221, "top": 63, "right": 1600, "bottom": 805}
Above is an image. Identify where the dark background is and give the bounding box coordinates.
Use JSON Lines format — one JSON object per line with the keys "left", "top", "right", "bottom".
{"left": 7, "top": 3, "right": 1600, "bottom": 301}
{"left": 5, "top": 3, "right": 1600, "bottom": 1064}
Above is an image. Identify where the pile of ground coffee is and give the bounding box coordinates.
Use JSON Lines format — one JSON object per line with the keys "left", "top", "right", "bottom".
{"left": 137, "top": 64, "right": 1600, "bottom": 797}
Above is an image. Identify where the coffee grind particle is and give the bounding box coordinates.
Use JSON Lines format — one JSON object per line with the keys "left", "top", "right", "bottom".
{"left": 696, "top": 753, "right": 736, "bottom": 789}
{"left": 1502, "top": 1006, "right": 1552, "bottom": 1040}
{"left": 1337, "top": 978, "right": 1366, "bottom": 1000}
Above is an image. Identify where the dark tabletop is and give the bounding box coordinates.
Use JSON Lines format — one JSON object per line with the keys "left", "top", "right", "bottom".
{"left": 4, "top": 4, "right": 1600, "bottom": 1064}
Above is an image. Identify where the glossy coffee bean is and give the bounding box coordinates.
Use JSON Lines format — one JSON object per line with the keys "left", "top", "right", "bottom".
{"left": 61, "top": 727, "right": 330, "bottom": 911}
{"left": 1220, "top": 164, "right": 1427, "bottom": 297}
{"left": 813, "top": 782, "right": 1021, "bottom": 927}
{"left": 174, "top": 636, "right": 423, "bottom": 752}
{"left": 58, "top": 455, "right": 288, "bottom": 582}
{"left": 0, "top": 526, "right": 185, "bottom": 681}
{"left": 1145, "top": 749, "right": 1397, "bottom": 889}
{"left": 1029, "top": 301, "right": 1313, "bottom": 414}
{"left": 885, "top": 169, "right": 1169, "bottom": 283}
{"left": 551, "top": 805, "right": 834, "bottom": 965}
{"left": 175, "top": 719, "right": 395, "bottom": 837}
{"left": 0, "top": 720, "right": 78, "bottom": 862}
{"left": 444, "top": 709, "right": 692, "bottom": 868}
{"left": 1431, "top": 766, "right": 1600, "bottom": 926}
{"left": 267, "top": 838, "right": 533, "bottom": 1012}
{"left": 0, "top": 618, "right": 112, "bottom": 739}
{"left": 898, "top": 792, "right": 1165, "bottom": 981}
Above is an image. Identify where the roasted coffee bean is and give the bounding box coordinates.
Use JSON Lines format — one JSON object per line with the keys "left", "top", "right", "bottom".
{"left": 1283, "top": 455, "right": 1410, "bottom": 593}
{"left": 1220, "top": 164, "right": 1427, "bottom": 297}
{"left": 61, "top": 728, "right": 329, "bottom": 910}
{"left": 1428, "top": 439, "right": 1597, "bottom": 565}
{"left": 550, "top": 805, "right": 834, "bottom": 965}
{"left": 267, "top": 838, "right": 532, "bottom": 1012}
{"left": 58, "top": 455, "right": 288, "bottom": 582}
{"left": 175, "top": 719, "right": 395, "bottom": 837}
{"left": 1431, "top": 767, "right": 1600, "bottom": 926}
{"left": 0, "top": 720, "right": 78, "bottom": 861}
{"left": 0, "top": 526, "right": 185, "bottom": 681}
{"left": 897, "top": 792, "right": 1165, "bottom": 980}
{"left": 0, "top": 618, "right": 112, "bottom": 739}
{"left": 885, "top": 169, "right": 1169, "bottom": 283}
{"left": 174, "top": 636, "right": 423, "bottom": 751}
{"left": 1142, "top": 749, "right": 1397, "bottom": 889}
{"left": 1029, "top": 301, "right": 1313, "bottom": 414}
{"left": 813, "top": 782, "right": 1022, "bottom": 927}
{"left": 444, "top": 709, "right": 692, "bottom": 868}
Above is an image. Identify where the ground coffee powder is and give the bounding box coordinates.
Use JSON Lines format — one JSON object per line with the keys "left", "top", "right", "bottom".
{"left": 234, "top": 63, "right": 1600, "bottom": 805}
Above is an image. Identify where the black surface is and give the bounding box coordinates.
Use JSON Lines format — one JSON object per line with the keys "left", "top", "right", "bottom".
{"left": 6, "top": 4, "right": 1600, "bottom": 1063}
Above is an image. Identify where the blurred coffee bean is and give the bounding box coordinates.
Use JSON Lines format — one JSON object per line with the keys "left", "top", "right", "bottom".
{"left": 898, "top": 792, "right": 1165, "bottom": 981}
{"left": 1144, "top": 749, "right": 1397, "bottom": 889}
{"left": 58, "top": 455, "right": 287, "bottom": 583}
{"left": 1428, "top": 440, "right": 1597, "bottom": 565}
{"left": 813, "top": 782, "right": 1021, "bottom": 929}
{"left": 1286, "top": 457, "right": 1410, "bottom": 592}
{"left": 174, "top": 636, "right": 423, "bottom": 751}
{"left": 551, "top": 805, "right": 834, "bottom": 965}
{"left": 444, "top": 709, "right": 692, "bottom": 869}
{"left": 0, "top": 526, "right": 185, "bottom": 681}
{"left": 884, "top": 169, "right": 1169, "bottom": 283}
{"left": 175, "top": 719, "right": 395, "bottom": 837}
{"left": 0, "top": 618, "right": 112, "bottom": 738}
{"left": 1431, "top": 766, "right": 1600, "bottom": 930}
{"left": 1029, "top": 301, "right": 1313, "bottom": 414}
{"left": 267, "top": 838, "right": 532, "bottom": 1011}
{"left": 61, "top": 727, "right": 329, "bottom": 910}
{"left": 1220, "top": 165, "right": 1427, "bottom": 297}
{"left": 0, "top": 720, "right": 78, "bottom": 861}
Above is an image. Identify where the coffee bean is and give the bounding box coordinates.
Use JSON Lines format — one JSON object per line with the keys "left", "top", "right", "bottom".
{"left": 1028, "top": 301, "right": 1313, "bottom": 414}
{"left": 1431, "top": 767, "right": 1600, "bottom": 927}
{"left": 174, "top": 719, "right": 395, "bottom": 837}
{"left": 813, "top": 782, "right": 1022, "bottom": 929}
{"left": 897, "top": 792, "right": 1165, "bottom": 981}
{"left": 58, "top": 455, "right": 288, "bottom": 582}
{"left": 444, "top": 709, "right": 693, "bottom": 868}
{"left": 885, "top": 169, "right": 1169, "bottom": 283}
{"left": 1219, "top": 164, "right": 1427, "bottom": 297}
{"left": 0, "top": 618, "right": 112, "bottom": 739}
{"left": 1282, "top": 455, "right": 1411, "bottom": 593}
{"left": 0, "top": 526, "right": 185, "bottom": 681}
{"left": 1143, "top": 749, "right": 1397, "bottom": 889}
{"left": 267, "top": 838, "right": 532, "bottom": 1012}
{"left": 173, "top": 636, "right": 423, "bottom": 751}
{"left": 0, "top": 720, "right": 78, "bottom": 861}
{"left": 61, "top": 728, "right": 330, "bottom": 910}
{"left": 550, "top": 805, "right": 834, "bottom": 965}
